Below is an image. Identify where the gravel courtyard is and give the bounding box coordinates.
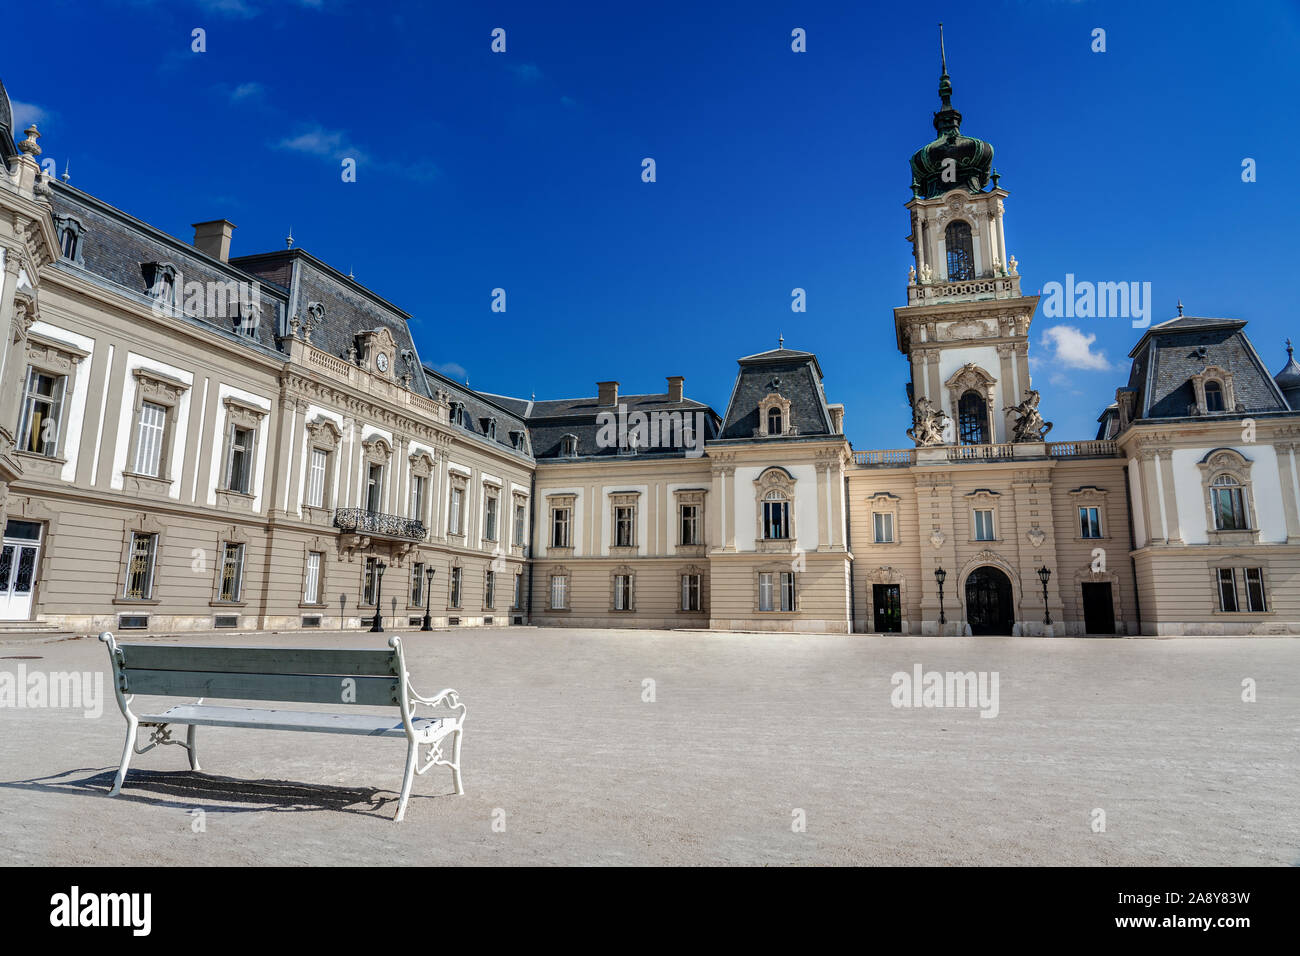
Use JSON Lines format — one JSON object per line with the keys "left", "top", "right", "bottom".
{"left": 1, "top": 627, "right": 1297, "bottom": 866}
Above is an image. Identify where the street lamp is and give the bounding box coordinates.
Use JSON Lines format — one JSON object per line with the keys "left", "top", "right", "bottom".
{"left": 1037, "top": 565, "right": 1052, "bottom": 626}
{"left": 370, "top": 561, "right": 387, "bottom": 633}
{"left": 934, "top": 566, "right": 947, "bottom": 630}
{"left": 420, "top": 566, "right": 437, "bottom": 631}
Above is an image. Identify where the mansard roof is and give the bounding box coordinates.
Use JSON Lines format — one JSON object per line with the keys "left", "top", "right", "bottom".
{"left": 522, "top": 390, "right": 721, "bottom": 460}
{"left": 0, "top": 79, "right": 17, "bottom": 163}
{"left": 719, "top": 344, "right": 835, "bottom": 440}
{"left": 1122, "top": 314, "right": 1289, "bottom": 420}
{"left": 422, "top": 366, "right": 532, "bottom": 459}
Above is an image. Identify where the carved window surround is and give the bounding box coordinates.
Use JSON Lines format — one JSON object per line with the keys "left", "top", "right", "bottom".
{"left": 547, "top": 564, "right": 571, "bottom": 612}
{"left": 546, "top": 493, "right": 574, "bottom": 556}
{"left": 1198, "top": 448, "right": 1260, "bottom": 546}
{"left": 1209, "top": 560, "right": 1273, "bottom": 616}
{"left": 867, "top": 491, "right": 901, "bottom": 545}
{"left": 945, "top": 363, "right": 997, "bottom": 439}
{"left": 142, "top": 261, "right": 181, "bottom": 311}
{"left": 965, "top": 488, "right": 1001, "bottom": 543}
{"left": 755, "top": 467, "right": 797, "bottom": 552}
{"left": 123, "top": 367, "right": 190, "bottom": 493}
{"left": 753, "top": 564, "right": 798, "bottom": 614}
{"left": 610, "top": 491, "right": 640, "bottom": 555}
{"left": 677, "top": 564, "right": 707, "bottom": 614}
{"left": 445, "top": 471, "right": 470, "bottom": 540}
{"left": 674, "top": 488, "right": 707, "bottom": 556}
{"left": 209, "top": 524, "right": 250, "bottom": 607}
{"left": 361, "top": 435, "right": 393, "bottom": 465}
{"left": 299, "top": 536, "right": 330, "bottom": 608}
{"left": 1068, "top": 485, "right": 1110, "bottom": 541}
{"left": 302, "top": 417, "right": 343, "bottom": 520}
{"left": 511, "top": 490, "right": 529, "bottom": 556}
{"left": 54, "top": 214, "right": 86, "bottom": 267}
{"left": 755, "top": 392, "right": 795, "bottom": 438}
{"left": 1190, "top": 366, "right": 1238, "bottom": 415}
{"left": 113, "top": 512, "right": 167, "bottom": 606}
{"left": 609, "top": 564, "right": 636, "bottom": 612}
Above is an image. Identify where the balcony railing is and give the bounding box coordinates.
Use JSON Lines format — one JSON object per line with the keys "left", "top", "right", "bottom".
{"left": 1046, "top": 440, "right": 1118, "bottom": 458}
{"left": 852, "top": 439, "right": 1118, "bottom": 467}
{"left": 852, "top": 448, "right": 916, "bottom": 467}
{"left": 334, "top": 508, "right": 426, "bottom": 540}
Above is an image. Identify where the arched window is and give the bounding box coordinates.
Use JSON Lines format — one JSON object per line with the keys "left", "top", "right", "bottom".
{"left": 1210, "top": 474, "right": 1247, "bottom": 530}
{"left": 60, "top": 227, "right": 78, "bottom": 261}
{"left": 767, "top": 407, "right": 783, "bottom": 436}
{"left": 762, "top": 489, "right": 790, "bottom": 540}
{"left": 958, "top": 390, "right": 988, "bottom": 444}
{"left": 560, "top": 435, "right": 578, "bottom": 457}
{"left": 1204, "top": 381, "right": 1225, "bottom": 412}
{"left": 945, "top": 221, "right": 975, "bottom": 281}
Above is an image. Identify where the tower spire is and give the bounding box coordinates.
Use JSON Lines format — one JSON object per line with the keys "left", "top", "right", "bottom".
{"left": 940, "top": 22, "right": 947, "bottom": 77}
{"left": 937, "top": 23, "right": 954, "bottom": 113}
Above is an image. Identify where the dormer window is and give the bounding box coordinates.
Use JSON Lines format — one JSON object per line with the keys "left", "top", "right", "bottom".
{"left": 756, "top": 393, "right": 794, "bottom": 438}
{"left": 1204, "top": 381, "right": 1225, "bottom": 412}
{"left": 767, "top": 407, "right": 783, "bottom": 436}
{"left": 485, "top": 418, "right": 498, "bottom": 441}
{"left": 144, "top": 262, "right": 180, "bottom": 311}
{"left": 55, "top": 215, "right": 85, "bottom": 266}
{"left": 560, "top": 434, "right": 578, "bottom": 457}
{"left": 1191, "top": 366, "right": 1237, "bottom": 416}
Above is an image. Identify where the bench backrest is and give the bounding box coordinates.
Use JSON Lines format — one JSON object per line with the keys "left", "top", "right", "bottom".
{"left": 108, "top": 642, "right": 402, "bottom": 707}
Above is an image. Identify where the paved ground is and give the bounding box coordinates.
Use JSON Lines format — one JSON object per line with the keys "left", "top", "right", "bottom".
{"left": 1, "top": 627, "right": 1297, "bottom": 866}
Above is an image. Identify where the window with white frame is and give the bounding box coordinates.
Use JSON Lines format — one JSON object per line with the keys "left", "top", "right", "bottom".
{"left": 123, "top": 532, "right": 158, "bottom": 600}
{"left": 484, "top": 492, "right": 499, "bottom": 542}
{"left": 550, "top": 573, "right": 568, "bottom": 610}
{"left": 219, "top": 542, "right": 245, "bottom": 602}
{"left": 1210, "top": 475, "right": 1248, "bottom": 530}
{"left": 551, "top": 503, "right": 571, "bottom": 548}
{"left": 613, "top": 573, "right": 633, "bottom": 611}
{"left": 873, "top": 512, "right": 894, "bottom": 544}
{"left": 1079, "top": 506, "right": 1102, "bottom": 538}
{"left": 133, "top": 402, "right": 167, "bottom": 477}
{"left": 303, "top": 551, "right": 323, "bottom": 605}
{"left": 363, "top": 556, "right": 379, "bottom": 605}
{"left": 448, "top": 486, "right": 464, "bottom": 534}
{"left": 973, "top": 509, "right": 995, "bottom": 541}
{"left": 484, "top": 569, "right": 496, "bottom": 609}
{"left": 680, "top": 504, "right": 700, "bottom": 545}
{"left": 1216, "top": 567, "right": 1238, "bottom": 612}
{"left": 762, "top": 494, "right": 790, "bottom": 539}
{"left": 17, "top": 367, "right": 66, "bottom": 458}
{"left": 224, "top": 424, "right": 256, "bottom": 494}
{"left": 365, "top": 463, "right": 384, "bottom": 513}
{"left": 1244, "top": 567, "right": 1267, "bottom": 611}
{"left": 410, "top": 474, "right": 427, "bottom": 522}
{"left": 513, "top": 571, "right": 523, "bottom": 609}
{"left": 410, "top": 562, "right": 425, "bottom": 606}
{"left": 307, "top": 448, "right": 329, "bottom": 508}
{"left": 449, "top": 566, "right": 462, "bottom": 608}
{"left": 614, "top": 505, "right": 635, "bottom": 548}
{"left": 681, "top": 573, "right": 701, "bottom": 611}
{"left": 514, "top": 500, "right": 527, "bottom": 546}
{"left": 758, "top": 571, "right": 796, "bottom": 612}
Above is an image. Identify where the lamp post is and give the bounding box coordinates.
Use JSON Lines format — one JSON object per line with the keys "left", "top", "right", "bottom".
{"left": 934, "top": 566, "right": 947, "bottom": 631}
{"left": 1037, "top": 565, "right": 1052, "bottom": 627}
{"left": 420, "top": 567, "right": 437, "bottom": 631}
{"left": 370, "top": 561, "right": 387, "bottom": 633}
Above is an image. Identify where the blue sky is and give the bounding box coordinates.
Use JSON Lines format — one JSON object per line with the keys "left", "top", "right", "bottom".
{"left": 8, "top": 0, "right": 1299, "bottom": 447}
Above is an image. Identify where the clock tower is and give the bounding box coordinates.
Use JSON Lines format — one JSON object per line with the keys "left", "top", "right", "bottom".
{"left": 893, "top": 28, "right": 1041, "bottom": 447}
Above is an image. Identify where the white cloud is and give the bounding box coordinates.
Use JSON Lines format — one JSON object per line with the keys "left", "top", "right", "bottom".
{"left": 433, "top": 362, "right": 467, "bottom": 381}
{"left": 198, "top": 0, "right": 258, "bottom": 17}
{"left": 11, "top": 100, "right": 48, "bottom": 131}
{"left": 1039, "top": 325, "right": 1114, "bottom": 371}
{"left": 230, "top": 82, "right": 264, "bottom": 102}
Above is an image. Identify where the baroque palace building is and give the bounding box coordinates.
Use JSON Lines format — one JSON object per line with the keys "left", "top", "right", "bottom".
{"left": 0, "top": 63, "right": 1297, "bottom": 639}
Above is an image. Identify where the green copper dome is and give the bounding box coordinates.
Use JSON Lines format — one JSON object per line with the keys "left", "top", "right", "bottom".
{"left": 908, "top": 28, "right": 994, "bottom": 199}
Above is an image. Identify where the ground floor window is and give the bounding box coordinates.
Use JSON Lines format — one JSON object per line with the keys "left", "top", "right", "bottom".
{"left": 220, "top": 542, "right": 245, "bottom": 602}
{"left": 124, "top": 532, "right": 157, "bottom": 600}
{"left": 550, "top": 573, "right": 568, "bottom": 610}
{"left": 681, "top": 573, "right": 701, "bottom": 611}
{"left": 613, "top": 573, "right": 633, "bottom": 611}
{"left": 1244, "top": 567, "right": 1267, "bottom": 611}
{"left": 1216, "top": 568, "right": 1237, "bottom": 612}
{"left": 513, "top": 572, "right": 523, "bottom": 609}
{"left": 449, "top": 566, "right": 463, "bottom": 608}
{"left": 485, "top": 569, "right": 496, "bottom": 609}
{"left": 303, "top": 550, "right": 322, "bottom": 605}
{"left": 759, "top": 571, "right": 796, "bottom": 612}
{"left": 411, "top": 562, "right": 425, "bottom": 607}
{"left": 363, "top": 556, "right": 378, "bottom": 605}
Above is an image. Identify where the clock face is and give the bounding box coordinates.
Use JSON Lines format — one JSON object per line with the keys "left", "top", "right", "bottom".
{"left": 376, "top": 352, "right": 389, "bottom": 372}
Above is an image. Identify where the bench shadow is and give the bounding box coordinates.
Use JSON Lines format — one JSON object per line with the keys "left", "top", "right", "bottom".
{"left": 0, "top": 767, "right": 414, "bottom": 819}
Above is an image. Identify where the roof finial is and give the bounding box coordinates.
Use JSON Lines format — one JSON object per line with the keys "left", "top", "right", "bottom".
{"left": 286, "top": 227, "right": 294, "bottom": 249}
{"left": 1176, "top": 299, "right": 1184, "bottom": 317}
{"left": 348, "top": 264, "right": 355, "bottom": 280}
{"left": 939, "top": 22, "right": 947, "bottom": 77}
{"left": 779, "top": 332, "right": 784, "bottom": 349}
{"left": 1287, "top": 338, "right": 1294, "bottom": 360}
{"left": 60, "top": 158, "right": 70, "bottom": 183}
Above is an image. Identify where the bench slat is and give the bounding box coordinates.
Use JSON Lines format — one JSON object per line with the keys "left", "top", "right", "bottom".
{"left": 118, "top": 644, "right": 398, "bottom": 677}
{"left": 139, "top": 704, "right": 448, "bottom": 738}
{"left": 122, "top": 669, "right": 400, "bottom": 706}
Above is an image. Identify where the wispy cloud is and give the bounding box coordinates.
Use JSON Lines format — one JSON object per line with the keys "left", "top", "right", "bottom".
{"left": 11, "top": 100, "right": 48, "bottom": 131}
{"left": 274, "top": 123, "right": 438, "bottom": 181}
{"left": 230, "top": 82, "right": 265, "bottom": 103}
{"left": 197, "top": 0, "right": 259, "bottom": 18}
{"left": 1039, "top": 325, "right": 1115, "bottom": 371}
{"left": 510, "top": 63, "right": 542, "bottom": 84}
{"left": 433, "top": 361, "right": 467, "bottom": 381}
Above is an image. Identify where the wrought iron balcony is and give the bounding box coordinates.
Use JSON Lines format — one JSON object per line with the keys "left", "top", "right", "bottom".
{"left": 334, "top": 508, "right": 426, "bottom": 540}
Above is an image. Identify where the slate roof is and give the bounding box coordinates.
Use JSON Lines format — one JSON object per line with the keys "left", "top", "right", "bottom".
{"left": 718, "top": 346, "right": 835, "bottom": 440}
{"left": 1123, "top": 316, "right": 1289, "bottom": 420}
{"left": 523, "top": 391, "right": 720, "bottom": 460}
{"left": 48, "top": 183, "right": 287, "bottom": 355}
{"left": 422, "top": 366, "right": 533, "bottom": 459}
{"left": 1274, "top": 346, "right": 1300, "bottom": 411}
{"left": 0, "top": 78, "right": 17, "bottom": 163}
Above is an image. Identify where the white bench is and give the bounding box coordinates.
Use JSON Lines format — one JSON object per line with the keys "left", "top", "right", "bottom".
{"left": 99, "top": 632, "right": 465, "bottom": 822}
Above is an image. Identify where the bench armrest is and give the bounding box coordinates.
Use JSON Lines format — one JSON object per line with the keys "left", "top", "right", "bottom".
{"left": 410, "top": 687, "right": 466, "bottom": 722}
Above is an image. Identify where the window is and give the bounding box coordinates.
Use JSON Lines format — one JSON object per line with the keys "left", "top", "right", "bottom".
{"left": 486, "top": 419, "right": 497, "bottom": 441}
{"left": 513, "top": 572, "right": 523, "bottom": 609}
{"left": 60, "top": 226, "right": 78, "bottom": 260}
{"left": 1244, "top": 568, "right": 1267, "bottom": 612}
{"left": 550, "top": 573, "right": 568, "bottom": 610}
{"left": 560, "top": 435, "right": 578, "bottom": 457}
{"left": 1211, "top": 475, "right": 1248, "bottom": 530}
{"left": 303, "top": 551, "right": 322, "bottom": 605}
{"left": 130, "top": 402, "right": 166, "bottom": 476}
{"left": 363, "top": 557, "right": 378, "bottom": 605}
{"left": 767, "top": 407, "right": 783, "bottom": 436}
{"left": 681, "top": 573, "right": 701, "bottom": 611}
{"left": 365, "top": 463, "right": 384, "bottom": 513}
{"left": 613, "top": 573, "right": 633, "bottom": 611}
{"left": 307, "top": 448, "right": 329, "bottom": 508}
{"left": 551, "top": 506, "right": 571, "bottom": 548}
{"left": 614, "top": 506, "right": 634, "bottom": 548}
{"left": 449, "top": 566, "right": 462, "bottom": 608}
{"left": 873, "top": 512, "right": 894, "bottom": 544}
{"left": 484, "top": 493, "right": 499, "bottom": 541}
{"left": 973, "top": 509, "right": 995, "bottom": 541}
{"left": 1079, "top": 506, "right": 1102, "bottom": 539}
{"left": 410, "top": 562, "right": 425, "bottom": 606}
{"left": 958, "top": 390, "right": 988, "bottom": 445}
{"left": 945, "top": 220, "right": 974, "bottom": 281}
{"left": 762, "top": 495, "right": 790, "bottom": 540}
{"left": 485, "top": 570, "right": 496, "bottom": 608}
{"left": 514, "top": 502, "right": 527, "bottom": 546}
{"left": 680, "top": 504, "right": 700, "bottom": 545}
{"left": 1216, "top": 568, "right": 1238, "bottom": 612}
{"left": 18, "top": 367, "right": 66, "bottom": 457}
{"left": 1204, "top": 381, "right": 1225, "bottom": 412}
{"left": 225, "top": 424, "right": 255, "bottom": 494}
{"left": 123, "top": 532, "right": 157, "bottom": 600}
{"left": 409, "top": 474, "right": 427, "bottom": 522}
{"left": 759, "top": 571, "right": 796, "bottom": 612}
{"left": 448, "top": 486, "right": 464, "bottom": 534}
{"left": 219, "top": 543, "right": 245, "bottom": 602}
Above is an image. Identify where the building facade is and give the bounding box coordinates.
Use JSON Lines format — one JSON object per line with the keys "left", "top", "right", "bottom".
{"left": 0, "top": 65, "right": 1297, "bottom": 639}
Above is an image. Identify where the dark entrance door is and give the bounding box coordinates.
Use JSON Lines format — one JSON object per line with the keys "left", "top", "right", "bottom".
{"left": 1081, "top": 582, "right": 1115, "bottom": 634}
{"left": 872, "top": 584, "right": 901, "bottom": 633}
{"left": 965, "top": 566, "right": 1014, "bottom": 635}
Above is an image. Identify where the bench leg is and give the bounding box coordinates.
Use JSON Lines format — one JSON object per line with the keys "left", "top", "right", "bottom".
{"left": 110, "top": 715, "right": 138, "bottom": 795}
{"left": 451, "top": 726, "right": 464, "bottom": 795}
{"left": 186, "top": 724, "right": 201, "bottom": 771}
{"left": 395, "top": 741, "right": 419, "bottom": 823}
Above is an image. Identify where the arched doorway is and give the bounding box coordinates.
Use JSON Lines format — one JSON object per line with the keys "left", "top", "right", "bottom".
{"left": 965, "top": 566, "right": 1014, "bottom": 635}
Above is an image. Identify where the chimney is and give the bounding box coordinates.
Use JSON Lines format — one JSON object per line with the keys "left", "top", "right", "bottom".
{"left": 192, "top": 219, "right": 237, "bottom": 262}
{"left": 597, "top": 381, "right": 619, "bottom": 406}
{"left": 666, "top": 376, "right": 684, "bottom": 403}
